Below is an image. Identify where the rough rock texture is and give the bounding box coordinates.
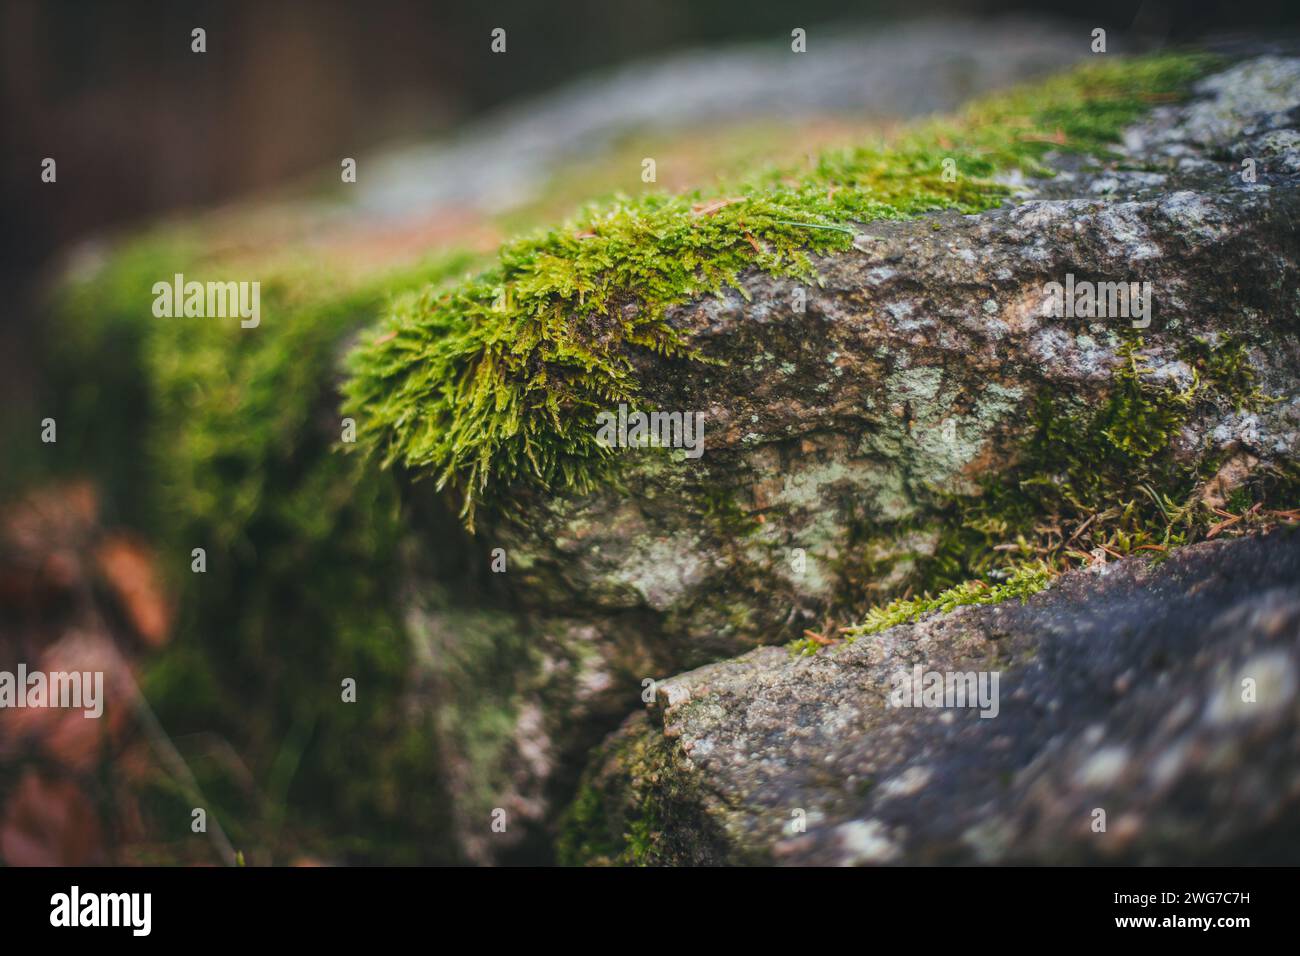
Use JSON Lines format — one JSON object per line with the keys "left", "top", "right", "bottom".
{"left": 568, "top": 529, "right": 1300, "bottom": 864}
{"left": 406, "top": 55, "right": 1300, "bottom": 859}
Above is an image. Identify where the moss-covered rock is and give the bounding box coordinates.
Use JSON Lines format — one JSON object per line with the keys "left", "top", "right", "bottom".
{"left": 344, "top": 55, "right": 1215, "bottom": 526}
{"left": 501, "top": 52, "right": 1294, "bottom": 858}
{"left": 456, "top": 49, "right": 1299, "bottom": 724}
{"left": 390, "top": 53, "right": 1299, "bottom": 859}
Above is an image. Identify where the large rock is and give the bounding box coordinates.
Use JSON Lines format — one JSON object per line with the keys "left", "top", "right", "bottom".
{"left": 564, "top": 530, "right": 1300, "bottom": 864}
{"left": 483, "top": 55, "right": 1300, "bottom": 652}
{"left": 407, "top": 55, "right": 1300, "bottom": 857}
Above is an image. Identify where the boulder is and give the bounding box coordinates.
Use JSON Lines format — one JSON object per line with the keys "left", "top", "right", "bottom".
{"left": 563, "top": 530, "right": 1300, "bottom": 864}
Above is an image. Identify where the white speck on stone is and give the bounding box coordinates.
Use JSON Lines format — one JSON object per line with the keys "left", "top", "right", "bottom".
{"left": 1093, "top": 202, "right": 1162, "bottom": 260}
{"left": 1148, "top": 741, "right": 1189, "bottom": 789}
{"left": 836, "top": 819, "right": 900, "bottom": 864}
{"left": 1075, "top": 745, "right": 1130, "bottom": 788}
{"left": 879, "top": 765, "right": 933, "bottom": 799}
{"left": 1207, "top": 650, "right": 1296, "bottom": 725}
{"left": 1211, "top": 412, "right": 1260, "bottom": 449}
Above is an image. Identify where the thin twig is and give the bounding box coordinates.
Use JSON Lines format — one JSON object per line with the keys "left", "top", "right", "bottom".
{"left": 769, "top": 219, "right": 857, "bottom": 236}
{"left": 74, "top": 570, "right": 239, "bottom": 866}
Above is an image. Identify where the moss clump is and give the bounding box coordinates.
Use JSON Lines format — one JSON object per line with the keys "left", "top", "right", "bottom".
{"left": 556, "top": 718, "right": 734, "bottom": 866}
{"left": 1181, "top": 334, "right": 1265, "bottom": 411}
{"left": 932, "top": 336, "right": 1275, "bottom": 579}
{"left": 344, "top": 53, "right": 1215, "bottom": 528}
{"left": 554, "top": 777, "right": 624, "bottom": 866}
{"left": 840, "top": 561, "right": 1055, "bottom": 642}
{"left": 41, "top": 236, "right": 205, "bottom": 527}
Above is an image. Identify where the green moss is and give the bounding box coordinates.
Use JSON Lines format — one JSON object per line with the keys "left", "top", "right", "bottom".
{"left": 555, "top": 777, "right": 622, "bottom": 866}
{"left": 344, "top": 53, "right": 1216, "bottom": 528}
{"left": 841, "top": 562, "right": 1055, "bottom": 640}
{"left": 41, "top": 236, "right": 204, "bottom": 526}
{"left": 787, "top": 636, "right": 824, "bottom": 657}
{"left": 1181, "top": 334, "right": 1266, "bottom": 410}
{"left": 556, "top": 719, "right": 735, "bottom": 865}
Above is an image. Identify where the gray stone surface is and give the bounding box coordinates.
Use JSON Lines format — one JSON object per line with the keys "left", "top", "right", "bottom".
{"left": 572, "top": 530, "right": 1300, "bottom": 864}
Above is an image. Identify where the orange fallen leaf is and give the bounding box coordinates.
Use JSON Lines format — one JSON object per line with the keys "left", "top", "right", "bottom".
{"left": 95, "top": 534, "right": 171, "bottom": 647}
{"left": 1018, "top": 128, "right": 1068, "bottom": 145}
{"left": 803, "top": 629, "right": 839, "bottom": 647}
{"left": 691, "top": 196, "right": 746, "bottom": 217}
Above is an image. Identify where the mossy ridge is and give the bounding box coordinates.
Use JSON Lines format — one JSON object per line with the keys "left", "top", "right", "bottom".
{"left": 145, "top": 251, "right": 480, "bottom": 863}
{"left": 828, "top": 562, "right": 1055, "bottom": 648}
{"left": 344, "top": 53, "right": 1216, "bottom": 529}
{"left": 794, "top": 335, "right": 1299, "bottom": 657}
{"left": 41, "top": 235, "right": 206, "bottom": 527}
{"left": 48, "top": 242, "right": 483, "bottom": 863}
